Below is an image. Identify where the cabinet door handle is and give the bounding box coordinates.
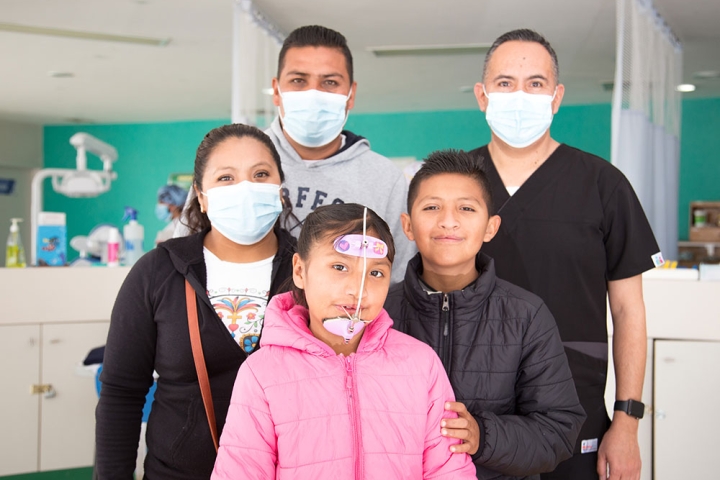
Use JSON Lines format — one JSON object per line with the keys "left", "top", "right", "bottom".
{"left": 31, "top": 384, "right": 56, "bottom": 398}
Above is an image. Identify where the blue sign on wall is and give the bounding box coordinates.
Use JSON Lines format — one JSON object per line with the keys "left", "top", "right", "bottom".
{"left": 0, "top": 178, "right": 16, "bottom": 195}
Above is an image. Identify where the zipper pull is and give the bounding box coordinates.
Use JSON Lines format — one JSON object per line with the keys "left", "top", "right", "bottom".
{"left": 442, "top": 294, "right": 450, "bottom": 336}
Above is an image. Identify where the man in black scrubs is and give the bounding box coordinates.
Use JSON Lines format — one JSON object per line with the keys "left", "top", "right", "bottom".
{"left": 470, "top": 29, "right": 663, "bottom": 480}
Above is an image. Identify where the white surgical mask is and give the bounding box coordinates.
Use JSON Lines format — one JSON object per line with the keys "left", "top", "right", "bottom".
{"left": 203, "top": 181, "right": 282, "bottom": 245}
{"left": 279, "top": 88, "right": 351, "bottom": 148}
{"left": 484, "top": 86, "right": 556, "bottom": 148}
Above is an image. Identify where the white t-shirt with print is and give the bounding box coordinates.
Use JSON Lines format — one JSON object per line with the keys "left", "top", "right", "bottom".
{"left": 204, "top": 247, "right": 274, "bottom": 354}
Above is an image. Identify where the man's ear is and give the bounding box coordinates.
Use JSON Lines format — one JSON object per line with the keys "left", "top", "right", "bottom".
{"left": 272, "top": 77, "right": 282, "bottom": 109}
{"left": 292, "top": 253, "right": 305, "bottom": 289}
{"left": 551, "top": 83, "right": 565, "bottom": 114}
{"left": 484, "top": 215, "right": 502, "bottom": 242}
{"left": 474, "top": 82, "right": 489, "bottom": 113}
{"left": 400, "top": 212, "right": 415, "bottom": 242}
{"left": 346, "top": 81, "right": 358, "bottom": 111}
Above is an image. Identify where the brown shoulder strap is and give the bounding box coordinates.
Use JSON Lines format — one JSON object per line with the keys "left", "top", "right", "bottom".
{"left": 185, "top": 279, "right": 219, "bottom": 452}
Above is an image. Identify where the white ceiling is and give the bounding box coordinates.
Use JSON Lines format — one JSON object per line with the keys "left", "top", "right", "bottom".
{"left": 1, "top": 0, "right": 718, "bottom": 125}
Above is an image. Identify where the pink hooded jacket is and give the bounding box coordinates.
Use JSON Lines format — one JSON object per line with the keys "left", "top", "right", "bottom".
{"left": 212, "top": 292, "right": 476, "bottom": 479}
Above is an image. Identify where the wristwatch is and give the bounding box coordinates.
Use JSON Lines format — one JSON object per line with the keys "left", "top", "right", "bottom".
{"left": 614, "top": 399, "right": 645, "bottom": 419}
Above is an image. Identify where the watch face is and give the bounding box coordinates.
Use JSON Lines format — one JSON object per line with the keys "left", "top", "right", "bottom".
{"left": 615, "top": 400, "right": 645, "bottom": 419}
{"left": 628, "top": 400, "right": 645, "bottom": 419}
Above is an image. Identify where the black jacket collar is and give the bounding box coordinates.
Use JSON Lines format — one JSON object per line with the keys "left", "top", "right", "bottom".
{"left": 401, "top": 251, "right": 498, "bottom": 318}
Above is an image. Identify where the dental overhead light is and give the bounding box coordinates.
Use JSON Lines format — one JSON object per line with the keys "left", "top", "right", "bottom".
{"left": 30, "top": 133, "right": 119, "bottom": 265}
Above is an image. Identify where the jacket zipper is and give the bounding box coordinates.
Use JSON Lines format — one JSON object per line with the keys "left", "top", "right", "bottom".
{"left": 345, "top": 355, "right": 364, "bottom": 479}
{"left": 441, "top": 294, "right": 451, "bottom": 371}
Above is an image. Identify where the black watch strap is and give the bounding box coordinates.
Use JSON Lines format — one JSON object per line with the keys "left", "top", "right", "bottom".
{"left": 614, "top": 399, "right": 645, "bottom": 419}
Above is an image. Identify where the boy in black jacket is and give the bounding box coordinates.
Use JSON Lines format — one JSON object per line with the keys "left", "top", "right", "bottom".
{"left": 384, "top": 150, "right": 585, "bottom": 480}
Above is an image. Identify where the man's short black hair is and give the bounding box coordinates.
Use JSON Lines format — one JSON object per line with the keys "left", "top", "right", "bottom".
{"left": 483, "top": 29, "right": 559, "bottom": 83}
{"left": 277, "top": 25, "right": 354, "bottom": 83}
{"left": 407, "top": 150, "right": 494, "bottom": 215}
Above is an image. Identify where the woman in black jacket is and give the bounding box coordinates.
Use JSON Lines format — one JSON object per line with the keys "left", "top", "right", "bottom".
{"left": 95, "top": 124, "right": 297, "bottom": 479}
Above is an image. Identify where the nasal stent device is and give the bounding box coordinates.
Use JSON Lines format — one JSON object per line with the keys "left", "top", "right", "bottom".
{"left": 322, "top": 207, "right": 388, "bottom": 344}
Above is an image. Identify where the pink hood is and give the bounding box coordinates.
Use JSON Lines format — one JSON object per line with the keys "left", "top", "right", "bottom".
{"left": 212, "top": 292, "right": 476, "bottom": 479}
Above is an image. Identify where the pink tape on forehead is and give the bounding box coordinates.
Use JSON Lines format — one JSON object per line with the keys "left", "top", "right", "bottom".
{"left": 333, "top": 234, "right": 388, "bottom": 259}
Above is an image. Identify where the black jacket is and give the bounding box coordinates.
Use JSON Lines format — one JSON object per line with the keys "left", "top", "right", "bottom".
{"left": 384, "top": 253, "right": 585, "bottom": 479}
{"left": 95, "top": 228, "right": 296, "bottom": 479}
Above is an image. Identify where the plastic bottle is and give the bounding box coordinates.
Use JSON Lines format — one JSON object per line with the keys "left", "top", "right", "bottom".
{"left": 123, "top": 207, "right": 145, "bottom": 266}
{"left": 6, "top": 218, "right": 27, "bottom": 268}
{"left": 107, "top": 227, "right": 121, "bottom": 267}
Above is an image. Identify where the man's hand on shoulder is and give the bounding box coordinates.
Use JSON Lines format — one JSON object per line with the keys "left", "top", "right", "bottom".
{"left": 597, "top": 414, "right": 641, "bottom": 480}
{"left": 441, "top": 401, "right": 480, "bottom": 455}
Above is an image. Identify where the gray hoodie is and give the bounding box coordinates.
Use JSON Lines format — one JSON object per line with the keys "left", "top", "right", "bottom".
{"left": 267, "top": 117, "right": 414, "bottom": 283}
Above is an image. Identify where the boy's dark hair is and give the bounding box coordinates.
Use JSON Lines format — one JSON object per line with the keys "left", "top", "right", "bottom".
{"left": 277, "top": 25, "right": 354, "bottom": 83}
{"left": 184, "top": 123, "right": 295, "bottom": 233}
{"left": 483, "top": 29, "right": 559, "bottom": 83}
{"left": 291, "top": 203, "right": 395, "bottom": 308}
{"left": 407, "top": 149, "right": 495, "bottom": 215}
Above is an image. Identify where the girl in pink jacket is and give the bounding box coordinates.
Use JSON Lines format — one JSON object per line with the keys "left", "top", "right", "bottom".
{"left": 212, "top": 203, "right": 476, "bottom": 479}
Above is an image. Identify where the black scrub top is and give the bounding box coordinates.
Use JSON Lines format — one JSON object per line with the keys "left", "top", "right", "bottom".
{"left": 472, "top": 143, "right": 661, "bottom": 451}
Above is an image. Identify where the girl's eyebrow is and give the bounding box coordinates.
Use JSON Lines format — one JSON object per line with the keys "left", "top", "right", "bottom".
{"left": 369, "top": 257, "right": 392, "bottom": 268}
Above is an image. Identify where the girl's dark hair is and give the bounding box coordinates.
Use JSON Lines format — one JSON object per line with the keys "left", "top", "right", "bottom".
{"left": 291, "top": 203, "right": 395, "bottom": 308}
{"left": 407, "top": 149, "right": 495, "bottom": 215}
{"left": 183, "top": 123, "right": 295, "bottom": 233}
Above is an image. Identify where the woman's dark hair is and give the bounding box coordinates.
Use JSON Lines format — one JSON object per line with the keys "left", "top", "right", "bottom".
{"left": 183, "top": 123, "right": 294, "bottom": 234}
{"left": 290, "top": 203, "right": 395, "bottom": 308}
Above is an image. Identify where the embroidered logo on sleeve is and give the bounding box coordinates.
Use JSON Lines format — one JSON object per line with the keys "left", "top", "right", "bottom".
{"left": 581, "top": 438, "right": 598, "bottom": 454}
{"left": 651, "top": 252, "right": 665, "bottom": 268}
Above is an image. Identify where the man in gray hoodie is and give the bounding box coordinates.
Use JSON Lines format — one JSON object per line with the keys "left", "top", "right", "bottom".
{"left": 177, "top": 25, "right": 413, "bottom": 283}
{"left": 266, "top": 25, "right": 413, "bottom": 283}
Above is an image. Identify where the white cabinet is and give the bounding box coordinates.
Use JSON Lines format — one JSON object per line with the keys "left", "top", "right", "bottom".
{"left": 0, "top": 266, "right": 128, "bottom": 476}
{"left": 0, "top": 321, "right": 109, "bottom": 476}
{"left": 653, "top": 340, "right": 720, "bottom": 480}
{"left": 0, "top": 325, "right": 41, "bottom": 475}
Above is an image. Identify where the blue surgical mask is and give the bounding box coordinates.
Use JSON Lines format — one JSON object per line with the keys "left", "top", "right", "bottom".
{"left": 279, "top": 88, "right": 351, "bottom": 148}
{"left": 484, "top": 87, "right": 556, "bottom": 148}
{"left": 203, "top": 181, "right": 282, "bottom": 245}
{"left": 155, "top": 203, "right": 171, "bottom": 222}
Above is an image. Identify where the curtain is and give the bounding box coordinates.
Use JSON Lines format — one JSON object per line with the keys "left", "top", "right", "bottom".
{"left": 231, "top": 0, "right": 285, "bottom": 127}
{"left": 611, "top": 0, "right": 682, "bottom": 261}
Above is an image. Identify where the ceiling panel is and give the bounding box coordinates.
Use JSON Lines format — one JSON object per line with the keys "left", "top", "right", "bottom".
{"left": 0, "top": 0, "right": 717, "bottom": 125}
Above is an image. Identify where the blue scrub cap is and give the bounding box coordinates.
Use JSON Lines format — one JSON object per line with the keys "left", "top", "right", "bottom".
{"left": 157, "top": 184, "right": 188, "bottom": 207}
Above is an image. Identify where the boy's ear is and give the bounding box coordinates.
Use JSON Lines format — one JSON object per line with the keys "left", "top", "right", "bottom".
{"left": 400, "top": 212, "right": 415, "bottom": 242}
{"left": 292, "top": 253, "right": 305, "bottom": 289}
{"left": 483, "top": 215, "right": 502, "bottom": 242}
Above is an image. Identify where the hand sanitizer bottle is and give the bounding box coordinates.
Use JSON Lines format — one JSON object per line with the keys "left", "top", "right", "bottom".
{"left": 6, "top": 218, "right": 27, "bottom": 268}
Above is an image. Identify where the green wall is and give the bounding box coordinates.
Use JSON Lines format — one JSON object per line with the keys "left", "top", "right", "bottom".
{"left": 677, "top": 97, "right": 720, "bottom": 238}
{"left": 43, "top": 120, "right": 226, "bottom": 258}
{"left": 345, "top": 103, "right": 612, "bottom": 161}
{"left": 43, "top": 99, "right": 720, "bottom": 260}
